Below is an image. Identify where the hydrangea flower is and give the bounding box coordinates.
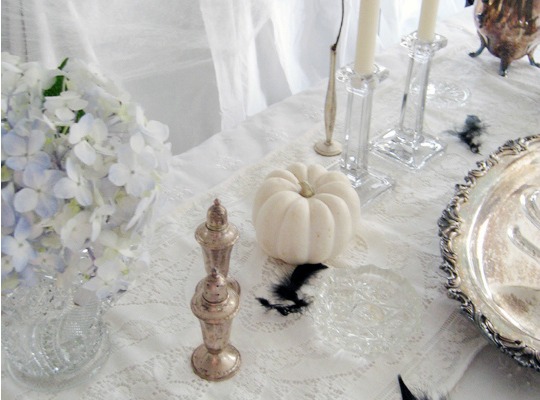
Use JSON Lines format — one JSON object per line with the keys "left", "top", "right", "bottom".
{"left": 68, "top": 113, "right": 108, "bottom": 165}
{"left": 1, "top": 216, "right": 36, "bottom": 272}
{"left": 1, "top": 53, "right": 172, "bottom": 299}
{"left": 2, "top": 128, "right": 50, "bottom": 171}
{"left": 13, "top": 164, "right": 63, "bottom": 218}
{"left": 54, "top": 157, "right": 93, "bottom": 206}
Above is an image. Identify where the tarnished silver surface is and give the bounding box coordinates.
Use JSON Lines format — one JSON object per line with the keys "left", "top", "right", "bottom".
{"left": 191, "top": 270, "right": 241, "bottom": 381}
{"left": 469, "top": 0, "right": 540, "bottom": 76}
{"left": 191, "top": 199, "right": 241, "bottom": 381}
{"left": 195, "top": 198, "right": 240, "bottom": 293}
{"left": 439, "top": 135, "right": 540, "bottom": 371}
{"left": 315, "top": 1, "right": 344, "bottom": 157}
{"left": 315, "top": 45, "right": 342, "bottom": 157}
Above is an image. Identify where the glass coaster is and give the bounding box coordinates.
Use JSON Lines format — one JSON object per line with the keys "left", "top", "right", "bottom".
{"left": 310, "top": 265, "right": 422, "bottom": 356}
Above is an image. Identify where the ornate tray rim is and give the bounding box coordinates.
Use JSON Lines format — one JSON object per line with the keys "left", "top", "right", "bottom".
{"left": 438, "top": 135, "right": 540, "bottom": 371}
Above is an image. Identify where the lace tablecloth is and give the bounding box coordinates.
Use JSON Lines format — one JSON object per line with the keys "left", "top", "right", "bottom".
{"left": 3, "top": 9, "right": 540, "bottom": 400}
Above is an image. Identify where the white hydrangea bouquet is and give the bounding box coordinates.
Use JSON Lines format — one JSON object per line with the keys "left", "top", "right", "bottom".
{"left": 1, "top": 53, "right": 172, "bottom": 299}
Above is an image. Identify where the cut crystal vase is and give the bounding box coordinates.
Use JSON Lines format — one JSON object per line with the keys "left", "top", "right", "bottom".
{"left": 1, "top": 273, "right": 111, "bottom": 392}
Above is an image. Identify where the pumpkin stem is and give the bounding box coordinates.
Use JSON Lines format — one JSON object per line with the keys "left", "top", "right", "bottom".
{"left": 299, "top": 181, "right": 315, "bottom": 198}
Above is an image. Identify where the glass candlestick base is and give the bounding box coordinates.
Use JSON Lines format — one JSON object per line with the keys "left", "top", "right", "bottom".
{"left": 340, "top": 166, "right": 394, "bottom": 207}
{"left": 372, "top": 127, "right": 445, "bottom": 170}
{"left": 336, "top": 64, "right": 393, "bottom": 207}
{"left": 373, "top": 32, "right": 447, "bottom": 170}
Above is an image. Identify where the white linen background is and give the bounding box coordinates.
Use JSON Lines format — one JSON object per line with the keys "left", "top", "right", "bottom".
{"left": 1, "top": 0, "right": 465, "bottom": 154}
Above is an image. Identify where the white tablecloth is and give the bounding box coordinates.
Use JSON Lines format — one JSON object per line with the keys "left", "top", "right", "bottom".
{"left": 3, "top": 8, "right": 540, "bottom": 400}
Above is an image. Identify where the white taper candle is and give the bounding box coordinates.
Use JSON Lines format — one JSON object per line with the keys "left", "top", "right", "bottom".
{"left": 417, "top": 0, "right": 440, "bottom": 42}
{"left": 354, "top": 0, "right": 380, "bottom": 75}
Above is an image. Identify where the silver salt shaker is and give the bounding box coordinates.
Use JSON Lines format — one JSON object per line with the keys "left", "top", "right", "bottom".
{"left": 195, "top": 199, "right": 240, "bottom": 294}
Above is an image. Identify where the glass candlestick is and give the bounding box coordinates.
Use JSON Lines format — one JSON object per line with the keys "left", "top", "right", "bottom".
{"left": 372, "top": 32, "right": 447, "bottom": 170}
{"left": 336, "top": 64, "right": 393, "bottom": 207}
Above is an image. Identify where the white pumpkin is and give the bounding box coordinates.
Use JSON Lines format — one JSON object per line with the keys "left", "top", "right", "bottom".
{"left": 252, "top": 162, "right": 360, "bottom": 265}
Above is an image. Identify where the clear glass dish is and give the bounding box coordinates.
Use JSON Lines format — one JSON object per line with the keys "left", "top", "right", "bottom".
{"left": 310, "top": 265, "right": 422, "bottom": 357}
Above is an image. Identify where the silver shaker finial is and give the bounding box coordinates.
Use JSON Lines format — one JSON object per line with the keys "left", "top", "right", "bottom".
{"left": 195, "top": 199, "right": 240, "bottom": 293}
{"left": 191, "top": 200, "right": 241, "bottom": 381}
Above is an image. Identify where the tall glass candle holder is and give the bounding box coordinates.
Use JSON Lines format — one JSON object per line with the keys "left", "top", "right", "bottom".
{"left": 372, "top": 32, "right": 447, "bottom": 170}
{"left": 336, "top": 64, "right": 393, "bottom": 206}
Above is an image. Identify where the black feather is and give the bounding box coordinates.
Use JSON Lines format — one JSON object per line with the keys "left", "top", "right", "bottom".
{"left": 399, "top": 375, "right": 418, "bottom": 400}
{"left": 256, "top": 297, "right": 310, "bottom": 316}
{"left": 257, "top": 263, "right": 328, "bottom": 316}
{"left": 272, "top": 263, "right": 328, "bottom": 301}
{"left": 447, "top": 114, "right": 487, "bottom": 154}
{"left": 398, "top": 375, "right": 448, "bottom": 400}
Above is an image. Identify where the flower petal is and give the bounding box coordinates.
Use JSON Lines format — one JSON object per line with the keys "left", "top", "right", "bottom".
{"left": 69, "top": 116, "right": 90, "bottom": 144}
{"left": 2, "top": 133, "right": 26, "bottom": 156}
{"left": 1, "top": 237, "right": 35, "bottom": 272}
{"left": 1, "top": 185, "right": 16, "bottom": 228}
{"left": 14, "top": 187, "right": 38, "bottom": 213}
{"left": 75, "top": 184, "right": 93, "bottom": 206}
{"left": 147, "top": 120, "right": 169, "bottom": 142}
{"left": 54, "top": 177, "right": 78, "bottom": 199}
{"left": 27, "top": 130, "right": 46, "bottom": 153}
{"left": 74, "top": 141, "right": 96, "bottom": 165}
{"left": 130, "top": 133, "right": 145, "bottom": 153}
{"left": 65, "top": 157, "right": 78, "bottom": 181}
{"left": 60, "top": 212, "right": 92, "bottom": 251}
{"left": 22, "top": 164, "right": 45, "bottom": 189}
{"left": 91, "top": 118, "right": 108, "bottom": 142}
{"left": 5, "top": 156, "right": 28, "bottom": 171}
{"left": 126, "top": 175, "right": 154, "bottom": 197}
{"left": 125, "top": 194, "right": 153, "bottom": 230}
{"left": 27, "top": 151, "right": 51, "bottom": 170}
{"left": 69, "top": 98, "right": 88, "bottom": 111}
{"left": 108, "top": 163, "right": 130, "bottom": 187}
{"left": 14, "top": 216, "right": 32, "bottom": 240}
{"left": 56, "top": 107, "right": 75, "bottom": 121}
{"left": 35, "top": 194, "right": 59, "bottom": 218}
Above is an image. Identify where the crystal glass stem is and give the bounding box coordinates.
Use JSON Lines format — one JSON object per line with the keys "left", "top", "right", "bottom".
{"left": 399, "top": 42, "right": 432, "bottom": 145}
{"left": 336, "top": 64, "right": 393, "bottom": 206}
{"left": 373, "top": 32, "right": 448, "bottom": 170}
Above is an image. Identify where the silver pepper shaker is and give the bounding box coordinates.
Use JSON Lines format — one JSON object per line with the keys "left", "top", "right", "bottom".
{"left": 191, "top": 268, "right": 241, "bottom": 380}
{"left": 195, "top": 199, "right": 240, "bottom": 294}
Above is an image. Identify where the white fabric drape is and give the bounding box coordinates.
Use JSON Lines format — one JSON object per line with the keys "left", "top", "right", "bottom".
{"left": 1, "top": 0, "right": 221, "bottom": 155}
{"left": 200, "top": 0, "right": 465, "bottom": 132}
{"left": 2, "top": 0, "right": 465, "bottom": 154}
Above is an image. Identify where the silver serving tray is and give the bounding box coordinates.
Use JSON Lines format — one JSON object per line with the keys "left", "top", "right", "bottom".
{"left": 439, "top": 135, "right": 540, "bottom": 371}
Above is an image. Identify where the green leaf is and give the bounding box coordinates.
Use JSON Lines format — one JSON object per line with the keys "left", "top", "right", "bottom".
{"left": 43, "top": 75, "right": 65, "bottom": 97}
{"left": 1, "top": 164, "right": 13, "bottom": 182}
{"left": 43, "top": 58, "right": 69, "bottom": 97}
{"left": 2, "top": 273, "right": 20, "bottom": 291}
{"left": 58, "top": 57, "right": 69, "bottom": 70}
{"left": 75, "top": 109, "right": 86, "bottom": 122}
